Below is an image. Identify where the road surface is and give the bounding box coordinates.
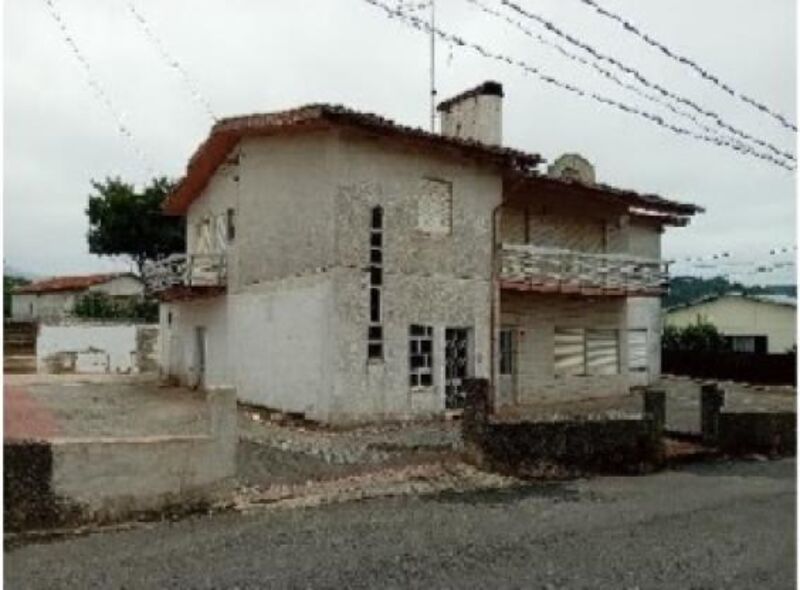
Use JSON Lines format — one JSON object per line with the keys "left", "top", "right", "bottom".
{"left": 6, "top": 459, "right": 795, "bottom": 589}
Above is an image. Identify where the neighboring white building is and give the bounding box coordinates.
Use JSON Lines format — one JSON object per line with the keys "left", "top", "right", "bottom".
{"left": 11, "top": 273, "right": 144, "bottom": 322}
{"left": 147, "top": 81, "right": 701, "bottom": 423}
{"left": 666, "top": 293, "right": 796, "bottom": 354}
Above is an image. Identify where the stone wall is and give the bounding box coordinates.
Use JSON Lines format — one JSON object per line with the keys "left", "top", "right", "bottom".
{"left": 463, "top": 379, "right": 664, "bottom": 476}
{"left": 701, "top": 383, "right": 796, "bottom": 455}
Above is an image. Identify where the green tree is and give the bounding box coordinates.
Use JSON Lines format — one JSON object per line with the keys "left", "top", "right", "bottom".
{"left": 86, "top": 177, "right": 184, "bottom": 276}
{"left": 663, "top": 321, "right": 727, "bottom": 352}
{"left": 4, "top": 275, "right": 30, "bottom": 318}
{"left": 73, "top": 292, "right": 158, "bottom": 323}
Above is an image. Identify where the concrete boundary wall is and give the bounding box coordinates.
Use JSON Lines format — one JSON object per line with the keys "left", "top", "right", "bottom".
{"left": 37, "top": 323, "right": 160, "bottom": 375}
{"left": 4, "top": 388, "right": 236, "bottom": 531}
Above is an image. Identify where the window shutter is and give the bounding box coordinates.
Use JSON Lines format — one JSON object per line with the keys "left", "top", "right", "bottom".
{"left": 586, "top": 329, "right": 620, "bottom": 375}
{"left": 554, "top": 328, "right": 585, "bottom": 376}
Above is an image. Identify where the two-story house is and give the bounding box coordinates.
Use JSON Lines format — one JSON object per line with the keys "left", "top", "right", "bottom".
{"left": 147, "top": 81, "right": 701, "bottom": 423}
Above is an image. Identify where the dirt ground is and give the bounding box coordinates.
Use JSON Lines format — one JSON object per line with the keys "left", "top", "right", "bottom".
{"left": 3, "top": 374, "right": 209, "bottom": 439}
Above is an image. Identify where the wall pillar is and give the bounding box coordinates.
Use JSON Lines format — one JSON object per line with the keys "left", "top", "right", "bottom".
{"left": 701, "top": 383, "right": 725, "bottom": 444}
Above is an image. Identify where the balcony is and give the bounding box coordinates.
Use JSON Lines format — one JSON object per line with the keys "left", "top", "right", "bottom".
{"left": 143, "top": 253, "right": 227, "bottom": 300}
{"left": 499, "top": 244, "right": 668, "bottom": 296}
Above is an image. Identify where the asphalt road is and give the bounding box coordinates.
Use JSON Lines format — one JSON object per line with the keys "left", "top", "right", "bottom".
{"left": 6, "top": 459, "right": 796, "bottom": 589}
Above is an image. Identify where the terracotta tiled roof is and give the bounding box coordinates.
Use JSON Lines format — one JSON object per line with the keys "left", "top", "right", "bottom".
{"left": 164, "top": 102, "right": 703, "bottom": 220}
{"left": 13, "top": 273, "right": 136, "bottom": 294}
{"left": 164, "top": 103, "right": 544, "bottom": 215}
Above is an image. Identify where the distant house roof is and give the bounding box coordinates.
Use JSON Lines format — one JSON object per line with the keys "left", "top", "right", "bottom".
{"left": 667, "top": 292, "right": 797, "bottom": 312}
{"left": 163, "top": 103, "right": 702, "bottom": 219}
{"left": 13, "top": 273, "right": 138, "bottom": 295}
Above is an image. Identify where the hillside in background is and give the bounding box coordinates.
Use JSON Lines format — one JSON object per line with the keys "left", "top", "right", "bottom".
{"left": 664, "top": 276, "right": 797, "bottom": 309}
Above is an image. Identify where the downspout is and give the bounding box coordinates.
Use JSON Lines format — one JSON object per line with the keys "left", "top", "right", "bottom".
{"left": 489, "top": 200, "right": 504, "bottom": 413}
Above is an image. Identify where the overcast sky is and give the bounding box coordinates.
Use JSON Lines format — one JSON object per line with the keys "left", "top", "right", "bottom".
{"left": 4, "top": 0, "right": 797, "bottom": 284}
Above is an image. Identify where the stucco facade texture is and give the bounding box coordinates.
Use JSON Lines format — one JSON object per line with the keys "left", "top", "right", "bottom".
{"left": 161, "top": 127, "right": 666, "bottom": 422}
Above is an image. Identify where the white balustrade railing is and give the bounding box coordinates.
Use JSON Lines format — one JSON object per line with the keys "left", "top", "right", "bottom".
{"left": 499, "top": 244, "right": 668, "bottom": 294}
{"left": 143, "top": 253, "right": 227, "bottom": 293}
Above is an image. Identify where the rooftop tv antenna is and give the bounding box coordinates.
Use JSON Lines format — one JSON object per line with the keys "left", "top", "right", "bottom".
{"left": 429, "top": 0, "right": 436, "bottom": 132}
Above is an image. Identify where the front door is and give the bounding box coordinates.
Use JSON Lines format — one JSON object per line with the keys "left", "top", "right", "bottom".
{"left": 445, "top": 327, "right": 471, "bottom": 410}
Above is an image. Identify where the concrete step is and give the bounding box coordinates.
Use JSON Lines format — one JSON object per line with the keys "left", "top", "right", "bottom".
{"left": 4, "top": 355, "right": 36, "bottom": 374}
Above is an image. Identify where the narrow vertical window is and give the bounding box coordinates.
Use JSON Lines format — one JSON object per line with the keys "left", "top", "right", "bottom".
{"left": 226, "top": 208, "right": 236, "bottom": 242}
{"left": 409, "top": 325, "right": 434, "bottom": 387}
{"left": 499, "top": 328, "right": 515, "bottom": 376}
{"left": 368, "top": 206, "right": 384, "bottom": 359}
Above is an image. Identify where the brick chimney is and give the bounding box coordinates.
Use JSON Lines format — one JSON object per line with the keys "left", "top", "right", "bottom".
{"left": 436, "top": 81, "right": 503, "bottom": 146}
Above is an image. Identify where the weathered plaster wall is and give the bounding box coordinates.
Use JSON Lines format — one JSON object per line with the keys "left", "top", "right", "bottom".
{"left": 12, "top": 291, "right": 77, "bottom": 321}
{"left": 160, "top": 298, "right": 229, "bottom": 388}
{"left": 228, "top": 274, "right": 335, "bottom": 419}
{"left": 88, "top": 276, "right": 144, "bottom": 297}
{"left": 627, "top": 297, "right": 662, "bottom": 386}
{"left": 36, "top": 323, "right": 160, "bottom": 374}
{"left": 627, "top": 218, "right": 662, "bottom": 260}
{"left": 235, "top": 133, "right": 337, "bottom": 288}
{"left": 326, "top": 136, "right": 501, "bottom": 421}
{"left": 499, "top": 292, "right": 629, "bottom": 406}
{"left": 439, "top": 93, "right": 502, "bottom": 146}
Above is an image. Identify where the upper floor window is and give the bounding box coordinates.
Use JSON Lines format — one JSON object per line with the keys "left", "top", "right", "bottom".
{"left": 417, "top": 178, "right": 452, "bottom": 235}
{"left": 226, "top": 208, "right": 236, "bottom": 242}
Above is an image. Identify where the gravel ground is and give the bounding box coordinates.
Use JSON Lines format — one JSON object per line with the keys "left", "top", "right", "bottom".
{"left": 6, "top": 458, "right": 795, "bottom": 589}
{"left": 4, "top": 375, "right": 209, "bottom": 438}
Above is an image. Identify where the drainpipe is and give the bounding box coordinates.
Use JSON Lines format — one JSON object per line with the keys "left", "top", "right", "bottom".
{"left": 489, "top": 200, "right": 504, "bottom": 413}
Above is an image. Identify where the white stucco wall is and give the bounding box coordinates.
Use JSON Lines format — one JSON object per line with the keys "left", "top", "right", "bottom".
{"left": 229, "top": 275, "right": 334, "bottom": 418}
{"left": 37, "top": 323, "right": 159, "bottom": 374}
{"left": 626, "top": 297, "right": 662, "bottom": 386}
{"left": 160, "top": 298, "right": 229, "bottom": 388}
{"left": 88, "top": 275, "right": 144, "bottom": 297}
{"left": 12, "top": 291, "right": 77, "bottom": 321}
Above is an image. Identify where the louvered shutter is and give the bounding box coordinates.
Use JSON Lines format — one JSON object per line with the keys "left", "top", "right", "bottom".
{"left": 554, "top": 328, "right": 585, "bottom": 376}
{"left": 628, "top": 330, "right": 648, "bottom": 372}
{"left": 586, "top": 329, "right": 619, "bottom": 375}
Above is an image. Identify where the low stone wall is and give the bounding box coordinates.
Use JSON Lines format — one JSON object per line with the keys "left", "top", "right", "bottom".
{"left": 4, "top": 388, "right": 236, "bottom": 531}
{"left": 701, "top": 384, "right": 796, "bottom": 456}
{"left": 463, "top": 380, "right": 665, "bottom": 476}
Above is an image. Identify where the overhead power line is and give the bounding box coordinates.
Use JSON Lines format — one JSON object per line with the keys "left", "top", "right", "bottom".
{"left": 463, "top": 0, "right": 753, "bottom": 155}
{"left": 497, "top": 0, "right": 795, "bottom": 165}
{"left": 41, "top": 0, "right": 155, "bottom": 175}
{"left": 361, "top": 0, "right": 794, "bottom": 170}
{"left": 125, "top": 1, "right": 217, "bottom": 123}
{"left": 575, "top": 0, "right": 798, "bottom": 133}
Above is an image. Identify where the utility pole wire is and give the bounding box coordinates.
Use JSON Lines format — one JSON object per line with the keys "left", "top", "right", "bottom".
{"left": 575, "top": 0, "right": 797, "bottom": 133}
{"left": 464, "top": 0, "right": 753, "bottom": 156}
{"left": 125, "top": 1, "right": 217, "bottom": 123}
{"left": 497, "top": 0, "right": 795, "bottom": 164}
{"left": 362, "top": 0, "right": 794, "bottom": 171}
{"left": 41, "top": 0, "right": 156, "bottom": 176}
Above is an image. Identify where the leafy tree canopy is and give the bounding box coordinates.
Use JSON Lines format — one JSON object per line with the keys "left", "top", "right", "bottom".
{"left": 87, "top": 177, "right": 184, "bottom": 276}
{"left": 663, "top": 321, "right": 727, "bottom": 352}
{"left": 4, "top": 275, "right": 30, "bottom": 318}
{"left": 73, "top": 291, "right": 158, "bottom": 323}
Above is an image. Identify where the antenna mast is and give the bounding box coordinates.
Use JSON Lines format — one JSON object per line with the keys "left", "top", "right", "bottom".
{"left": 429, "top": 0, "right": 436, "bottom": 132}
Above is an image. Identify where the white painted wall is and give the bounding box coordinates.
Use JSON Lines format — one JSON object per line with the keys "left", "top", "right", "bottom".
{"left": 12, "top": 291, "right": 77, "bottom": 321}
{"left": 666, "top": 296, "right": 796, "bottom": 354}
{"left": 229, "top": 275, "right": 334, "bottom": 418}
{"left": 626, "top": 297, "right": 662, "bottom": 386}
{"left": 160, "top": 298, "right": 229, "bottom": 388}
{"left": 37, "top": 323, "right": 160, "bottom": 374}
{"left": 88, "top": 275, "right": 144, "bottom": 297}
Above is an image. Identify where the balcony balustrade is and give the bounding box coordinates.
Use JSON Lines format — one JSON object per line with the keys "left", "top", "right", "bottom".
{"left": 143, "top": 253, "right": 227, "bottom": 295}
{"left": 499, "top": 244, "right": 668, "bottom": 296}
